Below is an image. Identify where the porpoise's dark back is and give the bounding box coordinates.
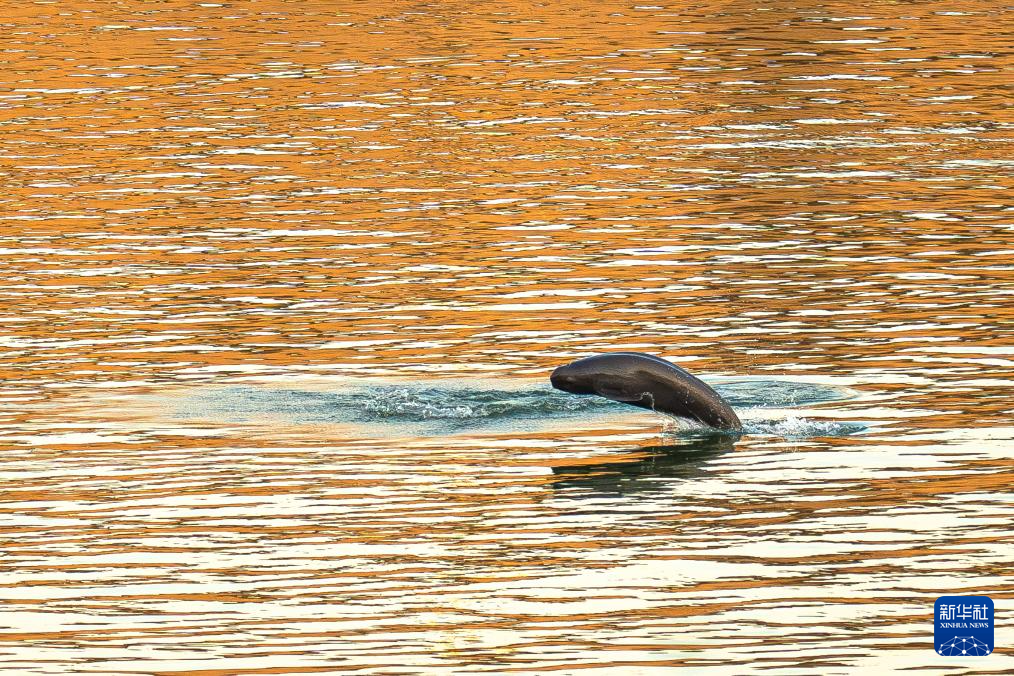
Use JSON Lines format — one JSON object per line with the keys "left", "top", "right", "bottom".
{"left": 559, "top": 352, "right": 742, "bottom": 430}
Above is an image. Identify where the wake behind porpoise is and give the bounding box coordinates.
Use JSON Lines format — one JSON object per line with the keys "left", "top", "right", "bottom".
{"left": 179, "top": 378, "right": 864, "bottom": 438}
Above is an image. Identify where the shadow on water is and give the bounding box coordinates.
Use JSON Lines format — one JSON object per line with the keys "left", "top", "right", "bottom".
{"left": 550, "top": 433, "right": 739, "bottom": 494}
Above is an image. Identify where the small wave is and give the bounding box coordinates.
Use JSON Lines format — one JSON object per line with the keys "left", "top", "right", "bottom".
{"left": 713, "top": 380, "right": 855, "bottom": 407}
{"left": 186, "top": 384, "right": 620, "bottom": 428}
{"left": 356, "top": 386, "right": 614, "bottom": 421}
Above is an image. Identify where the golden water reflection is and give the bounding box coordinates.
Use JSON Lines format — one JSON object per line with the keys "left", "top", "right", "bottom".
{"left": 1, "top": 0, "right": 1012, "bottom": 673}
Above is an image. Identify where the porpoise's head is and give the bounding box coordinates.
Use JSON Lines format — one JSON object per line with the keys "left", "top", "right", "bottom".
{"left": 549, "top": 360, "right": 599, "bottom": 395}
{"left": 550, "top": 354, "right": 645, "bottom": 399}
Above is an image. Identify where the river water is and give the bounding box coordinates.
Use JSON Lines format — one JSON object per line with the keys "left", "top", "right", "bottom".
{"left": 1, "top": 1, "right": 1012, "bottom": 673}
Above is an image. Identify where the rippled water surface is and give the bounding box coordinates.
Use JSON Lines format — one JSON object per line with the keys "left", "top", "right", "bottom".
{"left": 1, "top": 0, "right": 1012, "bottom": 673}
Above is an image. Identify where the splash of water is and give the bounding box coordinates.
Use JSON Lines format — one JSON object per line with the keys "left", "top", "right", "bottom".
{"left": 742, "top": 415, "right": 868, "bottom": 439}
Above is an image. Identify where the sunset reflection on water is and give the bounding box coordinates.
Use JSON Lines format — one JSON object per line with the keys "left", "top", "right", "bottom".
{"left": 0, "top": 0, "right": 1011, "bottom": 673}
